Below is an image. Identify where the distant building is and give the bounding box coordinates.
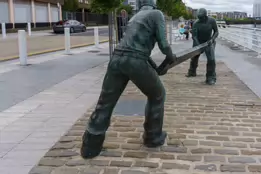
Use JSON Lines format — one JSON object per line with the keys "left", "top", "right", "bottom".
{"left": 182, "top": 8, "right": 247, "bottom": 20}
{"left": 207, "top": 10, "right": 218, "bottom": 18}
{"left": 212, "top": 11, "right": 247, "bottom": 20}
{"left": 233, "top": 11, "right": 247, "bottom": 19}
{"left": 123, "top": 0, "right": 137, "bottom": 11}
{"left": 253, "top": 0, "right": 261, "bottom": 18}
{"left": 0, "top": 0, "right": 63, "bottom": 29}
{"left": 192, "top": 9, "right": 198, "bottom": 18}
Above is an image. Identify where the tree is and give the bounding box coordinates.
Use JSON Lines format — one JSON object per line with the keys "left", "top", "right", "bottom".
{"left": 62, "top": 0, "right": 79, "bottom": 12}
{"left": 157, "top": 0, "right": 187, "bottom": 19}
{"left": 90, "top": 0, "right": 124, "bottom": 14}
{"left": 117, "top": 4, "right": 133, "bottom": 16}
{"left": 187, "top": 12, "right": 194, "bottom": 19}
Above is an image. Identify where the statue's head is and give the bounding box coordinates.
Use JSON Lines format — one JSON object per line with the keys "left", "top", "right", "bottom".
{"left": 137, "top": 0, "right": 157, "bottom": 10}
{"left": 197, "top": 8, "right": 207, "bottom": 22}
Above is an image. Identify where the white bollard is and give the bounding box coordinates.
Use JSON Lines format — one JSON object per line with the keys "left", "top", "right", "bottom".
{"left": 64, "top": 28, "right": 71, "bottom": 54}
{"left": 18, "top": 30, "right": 28, "bottom": 66}
{"left": 27, "top": 22, "right": 31, "bottom": 36}
{"left": 94, "top": 27, "right": 99, "bottom": 48}
{"left": 1, "top": 23, "right": 6, "bottom": 39}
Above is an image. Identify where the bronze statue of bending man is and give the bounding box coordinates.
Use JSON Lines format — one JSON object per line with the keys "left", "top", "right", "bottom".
{"left": 81, "top": 0, "right": 175, "bottom": 159}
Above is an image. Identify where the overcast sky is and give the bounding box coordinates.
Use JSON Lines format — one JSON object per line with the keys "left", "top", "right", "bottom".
{"left": 184, "top": 0, "right": 254, "bottom": 16}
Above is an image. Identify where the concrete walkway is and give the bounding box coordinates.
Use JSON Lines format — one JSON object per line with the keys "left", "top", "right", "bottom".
{"left": 0, "top": 42, "right": 161, "bottom": 174}
{"left": 1, "top": 38, "right": 261, "bottom": 174}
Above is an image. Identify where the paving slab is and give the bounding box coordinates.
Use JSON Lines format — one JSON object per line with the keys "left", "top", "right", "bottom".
{"left": 0, "top": 45, "right": 109, "bottom": 112}
{"left": 27, "top": 40, "right": 261, "bottom": 174}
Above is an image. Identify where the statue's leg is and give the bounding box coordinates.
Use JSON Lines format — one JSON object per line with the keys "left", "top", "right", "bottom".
{"left": 81, "top": 62, "right": 129, "bottom": 159}
{"left": 186, "top": 55, "right": 200, "bottom": 77}
{"left": 205, "top": 42, "right": 216, "bottom": 85}
{"left": 129, "top": 60, "right": 166, "bottom": 148}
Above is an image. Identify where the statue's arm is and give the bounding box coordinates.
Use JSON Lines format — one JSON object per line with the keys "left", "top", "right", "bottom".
{"left": 154, "top": 11, "right": 173, "bottom": 60}
{"left": 211, "top": 19, "right": 219, "bottom": 40}
{"left": 192, "top": 22, "right": 200, "bottom": 46}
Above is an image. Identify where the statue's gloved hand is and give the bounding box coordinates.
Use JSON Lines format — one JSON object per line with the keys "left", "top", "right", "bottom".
{"left": 157, "top": 54, "right": 177, "bottom": 76}
{"left": 207, "top": 38, "right": 214, "bottom": 46}
{"left": 158, "top": 68, "right": 168, "bottom": 76}
{"left": 166, "top": 53, "right": 177, "bottom": 63}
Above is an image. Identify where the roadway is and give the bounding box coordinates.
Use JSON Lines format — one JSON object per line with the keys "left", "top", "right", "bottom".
{"left": 0, "top": 27, "right": 109, "bottom": 40}
{"left": 0, "top": 27, "right": 109, "bottom": 61}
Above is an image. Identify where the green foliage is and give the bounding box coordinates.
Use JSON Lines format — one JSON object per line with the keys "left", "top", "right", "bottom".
{"left": 117, "top": 4, "right": 133, "bottom": 15}
{"left": 183, "top": 12, "right": 194, "bottom": 20}
{"left": 224, "top": 17, "right": 251, "bottom": 21}
{"left": 157, "top": 0, "right": 187, "bottom": 19}
{"left": 62, "top": 0, "right": 79, "bottom": 12}
{"left": 90, "top": 0, "right": 124, "bottom": 14}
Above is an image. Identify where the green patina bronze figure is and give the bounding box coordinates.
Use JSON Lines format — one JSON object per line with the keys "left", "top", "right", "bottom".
{"left": 186, "top": 8, "right": 219, "bottom": 85}
{"left": 81, "top": 0, "right": 174, "bottom": 159}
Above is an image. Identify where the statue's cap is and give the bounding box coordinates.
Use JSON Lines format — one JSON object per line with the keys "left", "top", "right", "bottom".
{"left": 197, "top": 8, "right": 207, "bottom": 17}
{"left": 137, "top": 0, "right": 157, "bottom": 10}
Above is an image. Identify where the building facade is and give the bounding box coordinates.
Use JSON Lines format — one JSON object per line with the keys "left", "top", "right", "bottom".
{"left": 192, "top": 9, "right": 198, "bottom": 18}
{"left": 0, "top": 0, "right": 64, "bottom": 29}
{"left": 123, "top": 0, "right": 137, "bottom": 11}
{"left": 206, "top": 11, "right": 247, "bottom": 20}
{"left": 253, "top": 0, "right": 261, "bottom": 17}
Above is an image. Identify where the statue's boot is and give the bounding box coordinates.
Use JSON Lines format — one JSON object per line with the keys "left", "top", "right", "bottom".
{"left": 186, "top": 70, "right": 197, "bottom": 77}
{"left": 143, "top": 131, "right": 167, "bottom": 148}
{"left": 205, "top": 56, "right": 216, "bottom": 85}
{"left": 186, "top": 55, "right": 199, "bottom": 77}
{"left": 205, "top": 44, "right": 216, "bottom": 85}
{"left": 205, "top": 78, "right": 216, "bottom": 85}
{"left": 81, "top": 131, "right": 105, "bottom": 159}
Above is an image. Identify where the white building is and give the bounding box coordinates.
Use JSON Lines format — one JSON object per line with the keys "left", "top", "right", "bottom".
{"left": 207, "top": 10, "right": 218, "bottom": 18}
{"left": 0, "top": 0, "right": 63, "bottom": 29}
{"left": 253, "top": 0, "right": 261, "bottom": 17}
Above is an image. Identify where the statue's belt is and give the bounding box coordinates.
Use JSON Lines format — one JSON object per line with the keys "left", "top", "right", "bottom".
{"left": 113, "top": 50, "right": 149, "bottom": 60}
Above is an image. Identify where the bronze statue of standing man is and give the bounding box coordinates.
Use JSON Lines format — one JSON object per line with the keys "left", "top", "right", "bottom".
{"left": 186, "top": 8, "right": 219, "bottom": 85}
{"left": 81, "top": 0, "right": 175, "bottom": 159}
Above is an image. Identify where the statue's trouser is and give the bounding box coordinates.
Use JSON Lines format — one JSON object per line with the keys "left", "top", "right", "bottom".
{"left": 188, "top": 42, "right": 216, "bottom": 81}
{"left": 81, "top": 52, "right": 166, "bottom": 159}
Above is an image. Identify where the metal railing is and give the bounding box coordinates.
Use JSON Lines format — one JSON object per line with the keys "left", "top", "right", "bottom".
{"left": 219, "top": 25, "right": 261, "bottom": 56}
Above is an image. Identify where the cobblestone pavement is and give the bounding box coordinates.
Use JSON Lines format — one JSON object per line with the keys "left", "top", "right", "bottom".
{"left": 29, "top": 57, "right": 261, "bottom": 173}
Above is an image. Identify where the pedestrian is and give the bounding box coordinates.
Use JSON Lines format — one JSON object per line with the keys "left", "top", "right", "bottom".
{"left": 81, "top": 0, "right": 175, "bottom": 159}
{"left": 184, "top": 23, "right": 190, "bottom": 40}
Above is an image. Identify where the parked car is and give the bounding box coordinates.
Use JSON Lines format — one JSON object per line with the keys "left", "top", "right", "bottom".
{"left": 53, "top": 20, "right": 86, "bottom": 33}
